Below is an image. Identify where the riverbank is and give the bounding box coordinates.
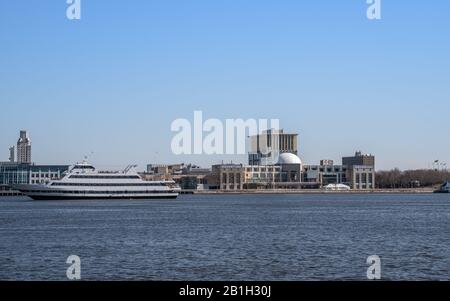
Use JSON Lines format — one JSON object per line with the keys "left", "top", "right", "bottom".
{"left": 183, "top": 188, "right": 435, "bottom": 195}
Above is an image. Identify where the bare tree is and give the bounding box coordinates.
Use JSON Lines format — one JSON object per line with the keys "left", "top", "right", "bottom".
{"left": 376, "top": 169, "right": 450, "bottom": 188}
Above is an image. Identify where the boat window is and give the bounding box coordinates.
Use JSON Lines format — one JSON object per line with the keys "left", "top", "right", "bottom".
{"left": 69, "top": 175, "right": 141, "bottom": 179}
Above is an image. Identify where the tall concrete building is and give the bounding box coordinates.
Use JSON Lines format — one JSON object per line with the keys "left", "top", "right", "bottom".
{"left": 9, "top": 146, "right": 15, "bottom": 163}
{"left": 342, "top": 151, "right": 375, "bottom": 167}
{"left": 342, "top": 151, "right": 376, "bottom": 190}
{"left": 248, "top": 129, "right": 298, "bottom": 165}
{"left": 16, "top": 131, "right": 31, "bottom": 164}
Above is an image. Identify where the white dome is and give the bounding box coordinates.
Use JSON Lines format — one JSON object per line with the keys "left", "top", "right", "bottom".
{"left": 277, "top": 153, "right": 302, "bottom": 165}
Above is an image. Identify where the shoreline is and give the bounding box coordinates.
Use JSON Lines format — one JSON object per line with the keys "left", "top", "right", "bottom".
{"left": 184, "top": 189, "right": 436, "bottom": 195}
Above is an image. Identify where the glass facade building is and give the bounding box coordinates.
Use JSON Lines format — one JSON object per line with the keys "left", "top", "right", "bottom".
{"left": 0, "top": 163, "right": 70, "bottom": 185}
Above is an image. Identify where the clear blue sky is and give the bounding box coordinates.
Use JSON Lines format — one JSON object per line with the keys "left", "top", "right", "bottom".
{"left": 1, "top": 1, "right": 449, "bottom": 170}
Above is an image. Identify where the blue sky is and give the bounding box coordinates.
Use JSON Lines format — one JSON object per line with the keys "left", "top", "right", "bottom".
{"left": 1, "top": 1, "right": 449, "bottom": 170}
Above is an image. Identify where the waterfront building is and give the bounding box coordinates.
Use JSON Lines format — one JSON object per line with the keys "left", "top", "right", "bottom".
{"left": 0, "top": 162, "right": 69, "bottom": 185}
{"left": 174, "top": 175, "right": 214, "bottom": 190}
{"left": 174, "top": 165, "right": 213, "bottom": 190}
{"left": 146, "top": 164, "right": 184, "bottom": 179}
{"left": 183, "top": 164, "right": 211, "bottom": 176}
{"left": 349, "top": 165, "right": 375, "bottom": 190}
{"left": 16, "top": 130, "right": 32, "bottom": 164}
{"left": 277, "top": 153, "right": 302, "bottom": 183}
{"left": 302, "top": 152, "right": 375, "bottom": 190}
{"left": 303, "top": 164, "right": 348, "bottom": 186}
{"left": 212, "top": 164, "right": 245, "bottom": 190}
{"left": 248, "top": 129, "right": 298, "bottom": 166}
{"left": 213, "top": 153, "right": 303, "bottom": 191}
{"left": 175, "top": 164, "right": 213, "bottom": 190}
{"left": 243, "top": 165, "right": 283, "bottom": 189}
{"left": 342, "top": 151, "right": 375, "bottom": 190}
{"left": 143, "top": 163, "right": 213, "bottom": 190}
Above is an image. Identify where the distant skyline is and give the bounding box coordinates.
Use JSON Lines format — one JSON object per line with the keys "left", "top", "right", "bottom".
{"left": 1, "top": 1, "right": 449, "bottom": 170}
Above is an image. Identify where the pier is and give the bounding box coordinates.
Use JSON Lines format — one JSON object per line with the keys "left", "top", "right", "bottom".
{"left": 0, "top": 185, "right": 23, "bottom": 197}
{"left": 0, "top": 191, "right": 23, "bottom": 197}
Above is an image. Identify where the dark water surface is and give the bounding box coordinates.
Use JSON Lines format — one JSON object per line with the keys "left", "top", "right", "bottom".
{"left": 1, "top": 194, "right": 449, "bottom": 280}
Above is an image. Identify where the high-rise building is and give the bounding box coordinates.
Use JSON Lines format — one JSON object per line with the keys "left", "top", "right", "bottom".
{"left": 16, "top": 131, "right": 31, "bottom": 164}
{"left": 9, "top": 146, "right": 15, "bottom": 163}
{"left": 248, "top": 129, "right": 298, "bottom": 165}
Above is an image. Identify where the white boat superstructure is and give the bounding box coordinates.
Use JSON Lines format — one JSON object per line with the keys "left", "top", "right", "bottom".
{"left": 14, "top": 161, "right": 181, "bottom": 200}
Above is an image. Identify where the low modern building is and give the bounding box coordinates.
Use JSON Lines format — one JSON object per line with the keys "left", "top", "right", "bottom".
{"left": 243, "top": 165, "right": 283, "bottom": 189}
{"left": 142, "top": 163, "right": 214, "bottom": 190}
{"left": 303, "top": 164, "right": 348, "bottom": 186}
{"left": 146, "top": 163, "right": 184, "bottom": 178}
{"left": 212, "top": 164, "right": 245, "bottom": 191}
{"left": 302, "top": 151, "right": 375, "bottom": 190}
{"left": 0, "top": 162, "right": 70, "bottom": 185}
{"left": 212, "top": 153, "right": 304, "bottom": 191}
{"left": 349, "top": 165, "right": 375, "bottom": 190}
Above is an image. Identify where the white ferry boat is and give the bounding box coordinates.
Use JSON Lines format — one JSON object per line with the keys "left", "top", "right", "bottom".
{"left": 13, "top": 161, "right": 180, "bottom": 200}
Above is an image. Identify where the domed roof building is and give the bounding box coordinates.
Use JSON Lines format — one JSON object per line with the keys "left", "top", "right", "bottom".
{"left": 275, "top": 153, "right": 303, "bottom": 183}
{"left": 277, "top": 153, "right": 302, "bottom": 165}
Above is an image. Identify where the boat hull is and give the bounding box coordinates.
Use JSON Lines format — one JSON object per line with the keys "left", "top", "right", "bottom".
{"left": 13, "top": 184, "right": 180, "bottom": 200}
{"left": 27, "top": 194, "right": 179, "bottom": 200}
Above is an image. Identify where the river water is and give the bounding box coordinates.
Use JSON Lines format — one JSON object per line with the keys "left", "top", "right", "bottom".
{"left": 0, "top": 194, "right": 449, "bottom": 280}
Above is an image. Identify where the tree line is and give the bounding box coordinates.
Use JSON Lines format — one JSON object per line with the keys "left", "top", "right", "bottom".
{"left": 375, "top": 169, "right": 450, "bottom": 188}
